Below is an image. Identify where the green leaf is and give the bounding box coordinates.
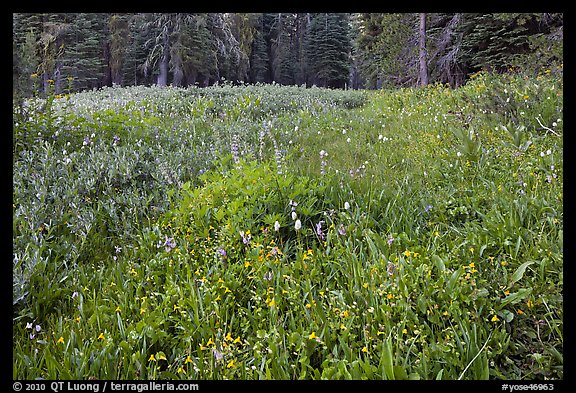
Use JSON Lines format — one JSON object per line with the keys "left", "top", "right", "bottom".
{"left": 380, "top": 338, "right": 395, "bottom": 380}
{"left": 508, "top": 261, "right": 535, "bottom": 288}
{"left": 432, "top": 255, "right": 445, "bottom": 273}
{"left": 500, "top": 288, "right": 532, "bottom": 307}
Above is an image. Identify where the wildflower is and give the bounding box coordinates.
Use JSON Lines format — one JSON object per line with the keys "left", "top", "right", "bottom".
{"left": 403, "top": 250, "right": 412, "bottom": 257}
{"left": 185, "top": 355, "right": 193, "bottom": 364}
{"left": 206, "top": 338, "right": 215, "bottom": 346}
{"left": 227, "top": 359, "right": 236, "bottom": 369}
{"left": 387, "top": 293, "right": 394, "bottom": 300}
{"left": 115, "top": 306, "right": 121, "bottom": 313}
{"left": 491, "top": 315, "right": 500, "bottom": 322}
{"left": 149, "top": 354, "right": 156, "bottom": 362}
{"left": 344, "top": 201, "right": 350, "bottom": 210}
{"left": 217, "top": 247, "right": 226, "bottom": 257}
{"left": 295, "top": 219, "right": 302, "bottom": 231}
{"left": 98, "top": 333, "right": 105, "bottom": 341}
{"left": 424, "top": 204, "right": 433, "bottom": 213}
{"left": 386, "top": 262, "right": 396, "bottom": 276}
{"left": 35, "top": 325, "right": 41, "bottom": 332}
{"left": 338, "top": 223, "right": 346, "bottom": 236}
{"left": 26, "top": 322, "right": 33, "bottom": 329}
{"left": 157, "top": 236, "right": 176, "bottom": 252}
{"left": 274, "top": 221, "right": 280, "bottom": 232}
{"left": 233, "top": 336, "right": 242, "bottom": 344}
{"left": 212, "top": 349, "right": 223, "bottom": 361}
{"left": 240, "top": 230, "right": 252, "bottom": 245}
{"left": 289, "top": 200, "right": 298, "bottom": 211}
{"left": 387, "top": 235, "right": 394, "bottom": 245}
{"left": 361, "top": 346, "right": 368, "bottom": 353}
{"left": 177, "top": 366, "right": 186, "bottom": 374}
{"left": 72, "top": 291, "right": 79, "bottom": 299}
{"left": 57, "top": 336, "right": 64, "bottom": 344}
{"left": 315, "top": 221, "right": 325, "bottom": 241}
{"left": 291, "top": 211, "right": 297, "bottom": 220}
{"left": 308, "top": 332, "right": 318, "bottom": 340}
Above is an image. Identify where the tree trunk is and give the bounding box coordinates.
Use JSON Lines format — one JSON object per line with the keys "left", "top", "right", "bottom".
{"left": 157, "top": 30, "right": 170, "bottom": 87}
{"left": 418, "top": 13, "right": 429, "bottom": 86}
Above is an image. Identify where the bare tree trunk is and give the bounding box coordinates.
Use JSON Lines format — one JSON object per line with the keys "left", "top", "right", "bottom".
{"left": 418, "top": 13, "right": 429, "bottom": 86}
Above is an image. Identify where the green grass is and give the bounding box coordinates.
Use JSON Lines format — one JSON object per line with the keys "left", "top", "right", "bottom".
{"left": 13, "top": 72, "right": 562, "bottom": 380}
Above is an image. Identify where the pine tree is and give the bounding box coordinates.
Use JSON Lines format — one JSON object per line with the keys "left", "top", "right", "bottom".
{"left": 249, "top": 14, "right": 270, "bottom": 83}
{"left": 305, "top": 13, "right": 351, "bottom": 88}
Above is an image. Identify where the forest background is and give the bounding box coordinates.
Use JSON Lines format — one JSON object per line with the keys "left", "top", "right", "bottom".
{"left": 12, "top": 12, "right": 563, "bottom": 100}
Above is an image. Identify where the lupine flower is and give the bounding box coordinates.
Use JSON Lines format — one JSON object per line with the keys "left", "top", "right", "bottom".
{"left": 315, "top": 221, "right": 325, "bottom": 241}
{"left": 164, "top": 236, "right": 176, "bottom": 252}
{"left": 289, "top": 200, "right": 298, "bottom": 211}
{"left": 217, "top": 247, "right": 226, "bottom": 257}
{"left": 424, "top": 204, "right": 433, "bottom": 213}
{"left": 212, "top": 348, "right": 223, "bottom": 361}
{"left": 387, "top": 235, "right": 394, "bottom": 245}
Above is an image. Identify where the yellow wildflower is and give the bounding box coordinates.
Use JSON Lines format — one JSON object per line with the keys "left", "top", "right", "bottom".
{"left": 185, "top": 355, "right": 193, "bottom": 364}
{"left": 491, "top": 315, "right": 500, "bottom": 322}
{"left": 57, "top": 336, "right": 64, "bottom": 344}
{"left": 227, "top": 359, "right": 236, "bottom": 369}
{"left": 206, "top": 337, "right": 214, "bottom": 346}
{"left": 361, "top": 346, "right": 368, "bottom": 353}
{"left": 309, "top": 332, "right": 318, "bottom": 340}
{"left": 148, "top": 354, "right": 156, "bottom": 362}
{"left": 98, "top": 333, "right": 105, "bottom": 341}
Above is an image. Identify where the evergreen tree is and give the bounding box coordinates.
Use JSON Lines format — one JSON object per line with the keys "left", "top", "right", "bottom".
{"left": 249, "top": 14, "right": 270, "bottom": 83}
{"left": 305, "top": 13, "right": 351, "bottom": 88}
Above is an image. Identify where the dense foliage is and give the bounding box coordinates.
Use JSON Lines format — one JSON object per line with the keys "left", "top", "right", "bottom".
{"left": 13, "top": 71, "right": 562, "bottom": 380}
{"left": 13, "top": 12, "right": 563, "bottom": 98}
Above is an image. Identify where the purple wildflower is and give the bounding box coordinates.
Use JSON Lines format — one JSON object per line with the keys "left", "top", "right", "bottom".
{"left": 263, "top": 271, "right": 273, "bottom": 281}
{"left": 212, "top": 348, "right": 223, "bottom": 361}
{"left": 315, "top": 221, "right": 326, "bottom": 241}
{"left": 387, "top": 235, "right": 394, "bottom": 246}
{"left": 158, "top": 236, "right": 176, "bottom": 252}
{"left": 337, "top": 224, "right": 346, "bottom": 236}
{"left": 217, "top": 247, "right": 227, "bottom": 257}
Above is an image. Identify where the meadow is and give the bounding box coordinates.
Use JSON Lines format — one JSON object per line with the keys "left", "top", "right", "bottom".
{"left": 13, "top": 72, "right": 563, "bottom": 380}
